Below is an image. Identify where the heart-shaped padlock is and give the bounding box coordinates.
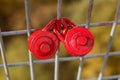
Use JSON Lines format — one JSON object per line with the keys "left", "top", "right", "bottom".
{"left": 28, "top": 19, "right": 59, "bottom": 59}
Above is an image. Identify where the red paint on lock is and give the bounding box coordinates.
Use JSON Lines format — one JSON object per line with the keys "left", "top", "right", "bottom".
{"left": 28, "top": 30, "right": 59, "bottom": 59}
{"left": 77, "top": 36, "right": 87, "bottom": 46}
{"left": 64, "top": 27, "right": 94, "bottom": 56}
{"left": 39, "top": 42, "right": 51, "bottom": 53}
{"left": 28, "top": 17, "right": 94, "bottom": 59}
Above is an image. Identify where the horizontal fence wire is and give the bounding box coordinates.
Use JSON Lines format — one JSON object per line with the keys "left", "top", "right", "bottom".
{"left": 83, "top": 75, "right": 120, "bottom": 80}
{"left": 0, "top": 0, "right": 120, "bottom": 80}
{"left": 0, "top": 51, "right": 120, "bottom": 68}
{"left": 1, "top": 21, "right": 120, "bottom": 36}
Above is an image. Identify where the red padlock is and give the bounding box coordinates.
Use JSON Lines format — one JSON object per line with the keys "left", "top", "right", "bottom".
{"left": 28, "top": 19, "right": 59, "bottom": 59}
{"left": 53, "top": 18, "right": 94, "bottom": 56}
{"left": 28, "top": 17, "right": 94, "bottom": 59}
{"left": 63, "top": 18, "right": 94, "bottom": 56}
{"left": 64, "top": 27, "right": 94, "bottom": 56}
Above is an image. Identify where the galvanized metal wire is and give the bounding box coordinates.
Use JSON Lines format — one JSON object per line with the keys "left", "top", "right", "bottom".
{"left": 0, "top": 0, "right": 120, "bottom": 80}
{"left": 0, "top": 29, "right": 10, "bottom": 80}
{"left": 24, "top": 0, "right": 35, "bottom": 80}
{"left": 98, "top": 0, "right": 120, "bottom": 79}
{"left": 77, "top": 0, "right": 94, "bottom": 80}
{"left": 54, "top": 0, "right": 62, "bottom": 80}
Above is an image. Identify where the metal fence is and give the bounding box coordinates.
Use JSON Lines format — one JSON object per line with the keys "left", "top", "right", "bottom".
{"left": 0, "top": 0, "right": 120, "bottom": 80}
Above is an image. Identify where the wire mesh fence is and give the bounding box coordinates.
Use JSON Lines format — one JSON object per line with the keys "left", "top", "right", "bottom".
{"left": 0, "top": 0, "right": 120, "bottom": 80}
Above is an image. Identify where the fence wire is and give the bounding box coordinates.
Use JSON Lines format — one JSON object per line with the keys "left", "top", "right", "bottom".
{"left": 0, "top": 0, "right": 120, "bottom": 80}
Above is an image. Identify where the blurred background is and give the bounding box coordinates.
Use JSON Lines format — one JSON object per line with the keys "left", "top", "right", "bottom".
{"left": 0, "top": 0, "right": 120, "bottom": 80}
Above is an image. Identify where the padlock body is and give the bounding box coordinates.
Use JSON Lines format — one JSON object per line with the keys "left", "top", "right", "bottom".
{"left": 28, "top": 30, "right": 59, "bottom": 59}
{"left": 64, "top": 27, "right": 94, "bottom": 56}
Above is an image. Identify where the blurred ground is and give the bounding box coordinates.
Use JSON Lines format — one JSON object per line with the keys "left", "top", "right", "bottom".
{"left": 0, "top": 0, "right": 120, "bottom": 80}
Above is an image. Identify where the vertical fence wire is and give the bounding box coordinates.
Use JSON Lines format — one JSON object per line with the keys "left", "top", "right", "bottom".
{"left": 77, "top": 0, "right": 94, "bottom": 80}
{"left": 57, "top": 0, "right": 62, "bottom": 19}
{"left": 77, "top": 57, "right": 84, "bottom": 80}
{"left": 98, "top": 0, "right": 120, "bottom": 79}
{"left": 54, "top": 0, "right": 62, "bottom": 80}
{"left": 0, "top": 29, "right": 10, "bottom": 80}
{"left": 86, "top": 0, "right": 94, "bottom": 29}
{"left": 24, "top": 0, "right": 35, "bottom": 80}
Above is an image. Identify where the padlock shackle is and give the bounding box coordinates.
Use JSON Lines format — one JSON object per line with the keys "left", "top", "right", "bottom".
{"left": 42, "top": 17, "right": 77, "bottom": 43}
{"left": 61, "top": 18, "right": 68, "bottom": 36}
{"left": 42, "top": 17, "right": 75, "bottom": 32}
{"left": 53, "top": 18, "right": 76, "bottom": 42}
{"left": 53, "top": 22, "right": 65, "bottom": 42}
{"left": 61, "top": 18, "right": 76, "bottom": 28}
{"left": 42, "top": 18, "right": 57, "bottom": 31}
